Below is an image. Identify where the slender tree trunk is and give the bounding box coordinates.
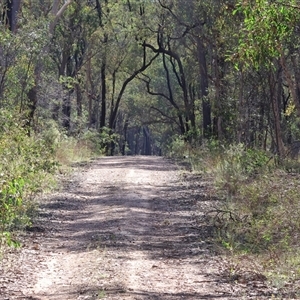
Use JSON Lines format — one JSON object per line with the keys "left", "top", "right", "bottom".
{"left": 143, "top": 126, "right": 151, "bottom": 155}
{"left": 214, "top": 51, "right": 224, "bottom": 140}
{"left": 135, "top": 127, "right": 141, "bottom": 155}
{"left": 122, "top": 118, "right": 129, "bottom": 155}
{"left": 237, "top": 70, "right": 245, "bottom": 143}
{"left": 162, "top": 53, "right": 186, "bottom": 135}
{"left": 86, "top": 54, "right": 97, "bottom": 127}
{"left": 26, "top": 83, "right": 37, "bottom": 131}
{"left": 100, "top": 60, "right": 106, "bottom": 128}
{"left": 196, "top": 37, "right": 211, "bottom": 138}
{"left": 269, "top": 69, "right": 285, "bottom": 157}
{"left": 109, "top": 45, "right": 158, "bottom": 130}
{"left": 145, "top": 42, "right": 193, "bottom": 135}
{"left": 75, "top": 83, "right": 82, "bottom": 117}
{"left": 49, "top": 0, "right": 73, "bottom": 35}
{"left": 257, "top": 101, "right": 266, "bottom": 148}
{"left": 62, "top": 90, "right": 72, "bottom": 130}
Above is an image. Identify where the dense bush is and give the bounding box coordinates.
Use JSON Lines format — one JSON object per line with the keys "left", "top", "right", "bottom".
{"left": 177, "top": 141, "right": 300, "bottom": 288}
{"left": 0, "top": 110, "right": 57, "bottom": 246}
{"left": 215, "top": 144, "right": 270, "bottom": 195}
{"left": 194, "top": 143, "right": 300, "bottom": 287}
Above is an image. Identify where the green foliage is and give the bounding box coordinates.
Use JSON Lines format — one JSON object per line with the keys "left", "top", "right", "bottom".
{"left": 53, "top": 127, "right": 119, "bottom": 171}
{"left": 197, "top": 143, "right": 300, "bottom": 287}
{"left": 0, "top": 110, "right": 57, "bottom": 246}
{"left": 98, "top": 127, "right": 120, "bottom": 154}
{"left": 59, "top": 76, "right": 78, "bottom": 89}
{"left": 232, "top": 0, "right": 300, "bottom": 69}
{"left": 165, "top": 136, "right": 223, "bottom": 173}
{"left": 165, "top": 135, "right": 187, "bottom": 158}
{"left": 215, "top": 173, "right": 300, "bottom": 256}
{"left": 215, "top": 144, "right": 270, "bottom": 195}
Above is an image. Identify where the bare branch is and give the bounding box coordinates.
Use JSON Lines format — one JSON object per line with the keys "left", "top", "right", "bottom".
{"left": 140, "top": 74, "right": 171, "bottom": 102}
{"left": 150, "top": 106, "right": 180, "bottom": 127}
{"left": 49, "top": 0, "right": 73, "bottom": 35}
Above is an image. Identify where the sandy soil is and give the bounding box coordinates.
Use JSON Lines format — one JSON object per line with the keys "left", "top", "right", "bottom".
{"left": 0, "top": 156, "right": 275, "bottom": 299}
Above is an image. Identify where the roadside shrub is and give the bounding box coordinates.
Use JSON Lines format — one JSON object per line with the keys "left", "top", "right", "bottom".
{"left": 211, "top": 171, "right": 300, "bottom": 288}
{"left": 214, "top": 144, "right": 270, "bottom": 195}
{"left": 0, "top": 110, "right": 57, "bottom": 246}
{"left": 165, "top": 137, "right": 223, "bottom": 173}
{"left": 166, "top": 135, "right": 187, "bottom": 158}
{"left": 53, "top": 127, "right": 121, "bottom": 172}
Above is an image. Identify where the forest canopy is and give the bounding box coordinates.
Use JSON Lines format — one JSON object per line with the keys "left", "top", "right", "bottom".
{"left": 1, "top": 0, "right": 300, "bottom": 156}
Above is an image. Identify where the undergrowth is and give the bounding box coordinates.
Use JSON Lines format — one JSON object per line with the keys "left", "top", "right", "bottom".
{"left": 0, "top": 113, "right": 104, "bottom": 248}
{"left": 169, "top": 139, "right": 300, "bottom": 294}
{"left": 0, "top": 111, "right": 57, "bottom": 247}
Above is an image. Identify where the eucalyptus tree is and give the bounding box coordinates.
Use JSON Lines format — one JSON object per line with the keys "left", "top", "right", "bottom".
{"left": 141, "top": 0, "right": 230, "bottom": 141}
{"left": 0, "top": 1, "right": 75, "bottom": 130}
{"left": 232, "top": 0, "right": 300, "bottom": 156}
{"left": 84, "top": 0, "right": 159, "bottom": 153}
{"left": 141, "top": 0, "right": 200, "bottom": 140}
{"left": 50, "top": 0, "right": 92, "bottom": 129}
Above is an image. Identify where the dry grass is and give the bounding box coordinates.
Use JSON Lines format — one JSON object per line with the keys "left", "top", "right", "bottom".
{"left": 55, "top": 138, "right": 95, "bottom": 172}
{"left": 177, "top": 142, "right": 300, "bottom": 296}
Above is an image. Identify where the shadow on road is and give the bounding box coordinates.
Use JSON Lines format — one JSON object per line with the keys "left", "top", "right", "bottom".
{"left": 35, "top": 156, "right": 260, "bottom": 299}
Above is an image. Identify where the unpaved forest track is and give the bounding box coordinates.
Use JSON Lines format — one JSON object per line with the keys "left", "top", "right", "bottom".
{"left": 1, "top": 156, "right": 273, "bottom": 299}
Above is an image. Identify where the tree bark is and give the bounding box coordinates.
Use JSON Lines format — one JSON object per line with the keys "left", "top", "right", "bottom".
{"left": 280, "top": 50, "right": 300, "bottom": 119}
{"left": 4, "top": 0, "right": 22, "bottom": 33}
{"left": 237, "top": 70, "right": 245, "bottom": 143}
{"left": 75, "top": 83, "right": 82, "bottom": 117}
{"left": 269, "top": 69, "right": 285, "bottom": 157}
{"left": 142, "top": 126, "right": 151, "bottom": 155}
{"left": 49, "top": 0, "right": 73, "bottom": 36}
{"left": 196, "top": 37, "right": 211, "bottom": 138}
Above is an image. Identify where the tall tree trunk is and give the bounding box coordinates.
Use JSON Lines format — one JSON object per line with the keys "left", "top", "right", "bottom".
{"left": 62, "top": 90, "right": 72, "bottom": 130}
{"left": 75, "top": 83, "right": 82, "bottom": 117}
{"left": 4, "top": 0, "right": 21, "bottom": 33}
{"left": 86, "top": 54, "right": 97, "bottom": 128}
{"left": 214, "top": 51, "right": 225, "bottom": 140}
{"left": 269, "top": 69, "right": 285, "bottom": 157}
{"left": 162, "top": 53, "right": 186, "bottom": 135}
{"left": 100, "top": 60, "right": 106, "bottom": 128}
{"left": 49, "top": 0, "right": 73, "bottom": 35}
{"left": 21, "top": 1, "right": 73, "bottom": 129}
{"left": 237, "top": 70, "right": 245, "bottom": 143}
{"left": 25, "top": 55, "right": 41, "bottom": 131}
{"left": 122, "top": 118, "right": 129, "bottom": 155}
{"left": 135, "top": 127, "right": 141, "bottom": 155}
{"left": 280, "top": 50, "right": 300, "bottom": 118}
{"left": 196, "top": 37, "right": 211, "bottom": 138}
{"left": 109, "top": 45, "right": 158, "bottom": 130}
{"left": 257, "top": 100, "right": 266, "bottom": 149}
{"left": 143, "top": 126, "right": 151, "bottom": 155}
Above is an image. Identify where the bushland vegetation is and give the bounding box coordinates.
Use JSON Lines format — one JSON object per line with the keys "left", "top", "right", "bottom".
{"left": 1, "top": 0, "right": 300, "bottom": 292}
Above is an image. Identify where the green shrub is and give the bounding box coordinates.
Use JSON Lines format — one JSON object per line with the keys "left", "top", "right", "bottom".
{"left": 166, "top": 135, "right": 187, "bottom": 158}
{"left": 212, "top": 171, "right": 300, "bottom": 288}
{"left": 214, "top": 144, "right": 270, "bottom": 195}
{"left": 0, "top": 110, "right": 57, "bottom": 246}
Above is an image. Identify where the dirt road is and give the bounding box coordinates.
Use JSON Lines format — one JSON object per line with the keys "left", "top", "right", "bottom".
{"left": 0, "top": 156, "right": 271, "bottom": 299}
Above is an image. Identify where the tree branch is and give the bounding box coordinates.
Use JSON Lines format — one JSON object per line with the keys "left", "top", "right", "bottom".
{"left": 140, "top": 74, "right": 171, "bottom": 102}
{"left": 49, "top": 0, "right": 73, "bottom": 35}
{"left": 109, "top": 44, "right": 159, "bottom": 129}
{"left": 150, "top": 106, "right": 180, "bottom": 127}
